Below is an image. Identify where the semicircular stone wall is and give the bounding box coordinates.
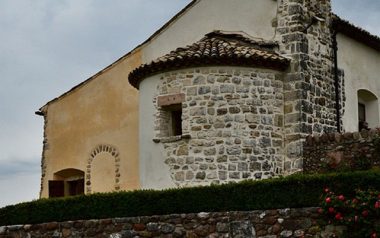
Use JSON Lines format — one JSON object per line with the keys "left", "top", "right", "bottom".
{"left": 139, "top": 66, "right": 285, "bottom": 188}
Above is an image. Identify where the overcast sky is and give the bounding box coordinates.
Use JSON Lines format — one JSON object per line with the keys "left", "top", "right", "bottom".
{"left": 0, "top": 0, "right": 379, "bottom": 208}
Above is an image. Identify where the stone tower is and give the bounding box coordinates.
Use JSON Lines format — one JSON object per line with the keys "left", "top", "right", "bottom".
{"left": 275, "top": 0, "right": 339, "bottom": 173}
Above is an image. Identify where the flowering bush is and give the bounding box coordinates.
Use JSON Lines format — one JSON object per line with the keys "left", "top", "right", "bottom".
{"left": 320, "top": 188, "right": 380, "bottom": 237}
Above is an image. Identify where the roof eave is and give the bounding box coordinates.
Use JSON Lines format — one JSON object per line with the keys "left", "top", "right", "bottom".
{"left": 129, "top": 57, "right": 290, "bottom": 89}
{"left": 332, "top": 14, "right": 380, "bottom": 52}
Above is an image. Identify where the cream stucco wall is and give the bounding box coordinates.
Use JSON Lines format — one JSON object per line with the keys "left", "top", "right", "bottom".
{"left": 142, "top": 0, "right": 278, "bottom": 63}
{"left": 337, "top": 33, "right": 380, "bottom": 131}
{"left": 139, "top": 74, "right": 176, "bottom": 190}
{"left": 40, "top": 50, "right": 142, "bottom": 198}
{"left": 91, "top": 153, "right": 116, "bottom": 193}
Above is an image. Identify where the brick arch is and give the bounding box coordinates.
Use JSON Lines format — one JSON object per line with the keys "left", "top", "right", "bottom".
{"left": 86, "top": 144, "right": 120, "bottom": 193}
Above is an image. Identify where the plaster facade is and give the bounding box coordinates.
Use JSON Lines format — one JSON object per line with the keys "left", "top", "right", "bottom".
{"left": 143, "top": 0, "right": 278, "bottom": 63}
{"left": 39, "top": 50, "right": 142, "bottom": 198}
{"left": 337, "top": 33, "right": 380, "bottom": 131}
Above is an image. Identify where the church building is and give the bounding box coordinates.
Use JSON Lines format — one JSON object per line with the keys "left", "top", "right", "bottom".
{"left": 36, "top": 0, "right": 380, "bottom": 198}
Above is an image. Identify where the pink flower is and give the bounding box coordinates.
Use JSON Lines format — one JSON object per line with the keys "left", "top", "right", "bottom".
{"left": 375, "top": 201, "right": 380, "bottom": 209}
{"left": 338, "top": 195, "right": 345, "bottom": 201}
{"left": 372, "top": 232, "right": 377, "bottom": 238}
{"left": 317, "top": 208, "right": 324, "bottom": 214}
{"left": 324, "top": 188, "right": 330, "bottom": 193}
{"left": 325, "top": 197, "right": 332, "bottom": 203}
{"left": 335, "top": 213, "right": 343, "bottom": 220}
{"left": 328, "top": 207, "right": 335, "bottom": 214}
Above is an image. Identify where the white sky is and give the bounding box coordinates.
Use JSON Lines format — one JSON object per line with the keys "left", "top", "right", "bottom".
{"left": 0, "top": 0, "right": 379, "bottom": 208}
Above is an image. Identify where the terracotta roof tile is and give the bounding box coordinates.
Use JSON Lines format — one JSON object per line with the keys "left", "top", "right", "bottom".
{"left": 129, "top": 31, "right": 290, "bottom": 89}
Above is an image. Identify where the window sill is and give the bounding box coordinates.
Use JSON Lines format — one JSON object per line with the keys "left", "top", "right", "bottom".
{"left": 153, "top": 134, "right": 191, "bottom": 143}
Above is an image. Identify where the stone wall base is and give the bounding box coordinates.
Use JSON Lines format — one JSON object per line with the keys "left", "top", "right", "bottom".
{"left": 0, "top": 208, "right": 346, "bottom": 238}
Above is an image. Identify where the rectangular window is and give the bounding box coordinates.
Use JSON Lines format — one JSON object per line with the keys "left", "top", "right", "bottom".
{"left": 157, "top": 93, "right": 185, "bottom": 138}
{"left": 163, "top": 104, "right": 182, "bottom": 136}
{"left": 171, "top": 108, "right": 182, "bottom": 136}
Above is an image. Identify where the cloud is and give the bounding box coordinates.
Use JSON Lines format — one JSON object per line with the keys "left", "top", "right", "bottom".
{"left": 0, "top": 0, "right": 191, "bottom": 163}
{"left": 332, "top": 0, "right": 380, "bottom": 35}
{"left": 0, "top": 173, "right": 40, "bottom": 208}
{"left": 0, "top": 158, "right": 40, "bottom": 179}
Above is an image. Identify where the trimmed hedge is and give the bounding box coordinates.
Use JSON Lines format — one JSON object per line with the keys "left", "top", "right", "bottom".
{"left": 1, "top": 171, "right": 380, "bottom": 226}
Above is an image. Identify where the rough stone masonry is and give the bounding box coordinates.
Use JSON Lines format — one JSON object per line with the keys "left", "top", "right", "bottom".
{"left": 0, "top": 208, "right": 346, "bottom": 238}
{"left": 153, "top": 67, "right": 285, "bottom": 187}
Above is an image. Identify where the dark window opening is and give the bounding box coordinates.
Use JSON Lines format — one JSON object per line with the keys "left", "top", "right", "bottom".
{"left": 171, "top": 110, "right": 182, "bottom": 136}
{"left": 68, "top": 179, "right": 84, "bottom": 196}
{"left": 359, "top": 103, "right": 366, "bottom": 122}
{"left": 358, "top": 103, "right": 368, "bottom": 131}
{"left": 48, "top": 180, "right": 64, "bottom": 198}
{"left": 162, "top": 104, "right": 182, "bottom": 136}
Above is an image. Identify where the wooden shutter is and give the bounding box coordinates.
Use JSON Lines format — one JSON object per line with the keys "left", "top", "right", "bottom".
{"left": 68, "top": 179, "right": 84, "bottom": 196}
{"left": 48, "top": 180, "right": 64, "bottom": 198}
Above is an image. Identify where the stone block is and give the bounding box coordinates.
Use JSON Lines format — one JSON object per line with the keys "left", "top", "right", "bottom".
{"left": 217, "top": 155, "right": 228, "bottom": 163}
{"left": 196, "top": 171, "right": 206, "bottom": 180}
{"left": 274, "top": 115, "right": 284, "bottom": 127}
{"left": 229, "top": 172, "right": 240, "bottom": 179}
{"left": 193, "top": 75, "right": 206, "bottom": 85}
{"left": 207, "top": 171, "right": 218, "bottom": 179}
{"left": 261, "top": 116, "right": 273, "bottom": 125}
{"left": 230, "top": 221, "right": 256, "bottom": 238}
{"left": 190, "top": 107, "right": 206, "bottom": 116}
{"left": 217, "top": 108, "right": 228, "bottom": 115}
{"left": 238, "top": 162, "right": 248, "bottom": 171}
{"left": 177, "top": 145, "right": 189, "bottom": 156}
{"left": 220, "top": 85, "right": 235, "bottom": 93}
{"left": 246, "top": 114, "right": 260, "bottom": 123}
{"left": 157, "top": 93, "right": 185, "bottom": 107}
{"left": 229, "top": 107, "right": 241, "bottom": 114}
{"left": 227, "top": 146, "right": 242, "bottom": 155}
{"left": 285, "top": 113, "right": 300, "bottom": 124}
{"left": 218, "top": 171, "right": 227, "bottom": 180}
{"left": 204, "top": 148, "right": 216, "bottom": 156}
{"left": 198, "top": 86, "right": 211, "bottom": 95}
{"left": 186, "top": 171, "right": 194, "bottom": 180}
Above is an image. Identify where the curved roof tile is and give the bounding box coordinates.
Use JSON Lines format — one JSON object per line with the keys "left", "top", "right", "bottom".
{"left": 129, "top": 31, "right": 290, "bottom": 89}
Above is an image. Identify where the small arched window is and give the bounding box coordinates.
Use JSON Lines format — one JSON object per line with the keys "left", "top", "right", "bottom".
{"left": 357, "top": 89, "right": 379, "bottom": 130}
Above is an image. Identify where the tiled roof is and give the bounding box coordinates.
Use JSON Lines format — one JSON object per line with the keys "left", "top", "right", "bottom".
{"left": 129, "top": 31, "right": 290, "bottom": 88}
{"left": 333, "top": 14, "right": 380, "bottom": 52}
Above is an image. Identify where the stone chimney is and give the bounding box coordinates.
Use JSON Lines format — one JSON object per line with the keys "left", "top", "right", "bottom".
{"left": 275, "top": 0, "right": 339, "bottom": 173}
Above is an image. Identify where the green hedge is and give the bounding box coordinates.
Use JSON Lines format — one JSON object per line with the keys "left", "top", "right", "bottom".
{"left": 1, "top": 171, "right": 380, "bottom": 226}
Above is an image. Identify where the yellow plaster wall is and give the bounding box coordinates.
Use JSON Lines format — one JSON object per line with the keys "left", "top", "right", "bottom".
{"left": 40, "top": 50, "right": 142, "bottom": 198}
{"left": 91, "top": 153, "right": 116, "bottom": 193}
